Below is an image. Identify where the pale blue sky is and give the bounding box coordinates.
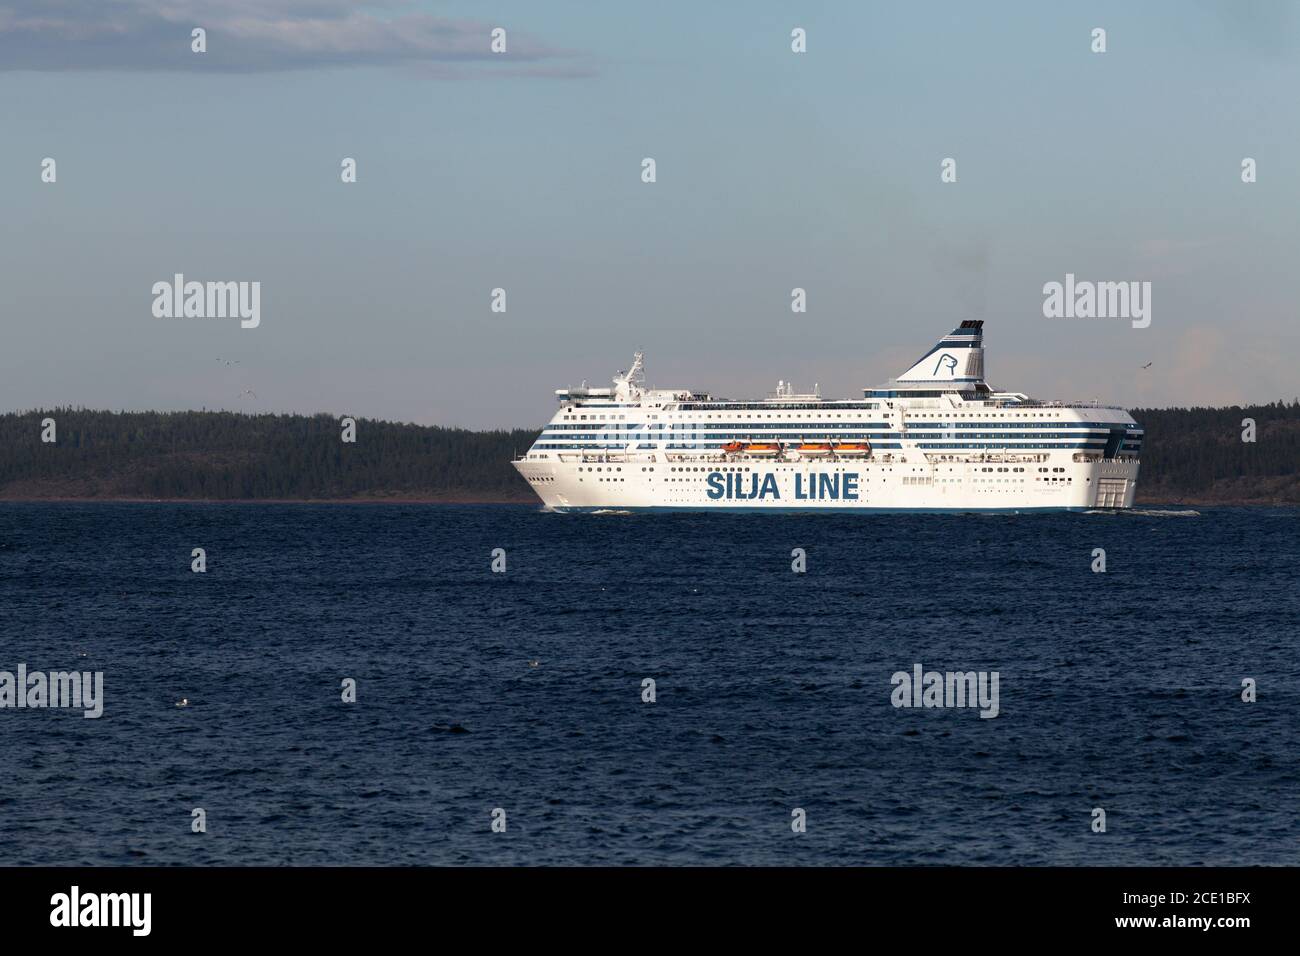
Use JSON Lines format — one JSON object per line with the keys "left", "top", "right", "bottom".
{"left": 3, "top": 1, "right": 1298, "bottom": 427}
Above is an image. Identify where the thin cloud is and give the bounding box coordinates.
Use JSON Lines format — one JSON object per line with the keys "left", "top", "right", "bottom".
{"left": 0, "top": 0, "right": 594, "bottom": 76}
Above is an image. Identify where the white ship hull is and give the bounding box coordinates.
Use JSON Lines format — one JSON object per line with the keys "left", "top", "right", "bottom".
{"left": 513, "top": 322, "right": 1143, "bottom": 514}
{"left": 516, "top": 456, "right": 1139, "bottom": 512}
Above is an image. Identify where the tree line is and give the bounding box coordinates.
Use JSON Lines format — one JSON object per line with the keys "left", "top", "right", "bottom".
{"left": 0, "top": 402, "right": 1297, "bottom": 502}
{"left": 0, "top": 409, "right": 539, "bottom": 500}
{"left": 1130, "top": 400, "right": 1300, "bottom": 501}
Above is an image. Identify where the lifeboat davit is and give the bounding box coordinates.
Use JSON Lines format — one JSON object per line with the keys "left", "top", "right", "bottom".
{"left": 722, "top": 440, "right": 747, "bottom": 455}
{"left": 797, "top": 442, "right": 834, "bottom": 458}
{"left": 745, "top": 442, "right": 783, "bottom": 457}
{"left": 834, "top": 441, "right": 872, "bottom": 458}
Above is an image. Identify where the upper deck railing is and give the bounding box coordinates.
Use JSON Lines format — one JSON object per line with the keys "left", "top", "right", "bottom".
{"left": 990, "top": 399, "right": 1129, "bottom": 411}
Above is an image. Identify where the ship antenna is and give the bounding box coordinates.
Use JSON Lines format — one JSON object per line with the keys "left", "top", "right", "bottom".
{"left": 614, "top": 350, "right": 645, "bottom": 402}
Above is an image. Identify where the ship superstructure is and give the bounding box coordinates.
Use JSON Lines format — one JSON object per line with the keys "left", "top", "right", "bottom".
{"left": 512, "top": 322, "right": 1141, "bottom": 511}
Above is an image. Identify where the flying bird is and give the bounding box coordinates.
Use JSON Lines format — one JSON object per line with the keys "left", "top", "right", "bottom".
{"left": 1141, "top": 362, "right": 1153, "bottom": 369}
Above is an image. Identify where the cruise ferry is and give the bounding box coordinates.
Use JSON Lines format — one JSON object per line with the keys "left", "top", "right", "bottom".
{"left": 512, "top": 322, "right": 1142, "bottom": 512}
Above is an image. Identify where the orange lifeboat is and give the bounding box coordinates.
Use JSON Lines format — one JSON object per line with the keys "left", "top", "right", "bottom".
{"left": 834, "top": 441, "right": 872, "bottom": 458}
{"left": 745, "top": 442, "right": 783, "bottom": 457}
{"left": 797, "top": 441, "right": 834, "bottom": 458}
{"left": 722, "top": 440, "right": 747, "bottom": 455}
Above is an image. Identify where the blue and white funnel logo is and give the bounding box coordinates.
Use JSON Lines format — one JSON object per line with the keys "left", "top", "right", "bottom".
{"left": 932, "top": 353, "right": 959, "bottom": 377}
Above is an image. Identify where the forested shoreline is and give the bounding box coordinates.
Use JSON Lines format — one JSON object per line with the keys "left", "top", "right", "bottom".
{"left": 0, "top": 403, "right": 1297, "bottom": 504}
{"left": 1128, "top": 401, "right": 1300, "bottom": 504}
{"left": 0, "top": 410, "right": 538, "bottom": 502}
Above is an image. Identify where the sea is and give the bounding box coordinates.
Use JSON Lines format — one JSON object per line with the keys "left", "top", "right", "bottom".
{"left": 1, "top": 503, "right": 1297, "bottom": 866}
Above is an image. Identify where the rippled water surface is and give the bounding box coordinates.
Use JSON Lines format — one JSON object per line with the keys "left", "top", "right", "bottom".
{"left": 1, "top": 503, "right": 1297, "bottom": 865}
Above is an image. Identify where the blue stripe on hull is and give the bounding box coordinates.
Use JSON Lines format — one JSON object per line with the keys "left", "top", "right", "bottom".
{"left": 549, "top": 505, "right": 1098, "bottom": 514}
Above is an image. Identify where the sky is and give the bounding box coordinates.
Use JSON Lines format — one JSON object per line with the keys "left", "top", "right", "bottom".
{"left": 3, "top": 0, "right": 1298, "bottom": 428}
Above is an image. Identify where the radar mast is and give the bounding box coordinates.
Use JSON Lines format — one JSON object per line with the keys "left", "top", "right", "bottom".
{"left": 613, "top": 351, "right": 645, "bottom": 402}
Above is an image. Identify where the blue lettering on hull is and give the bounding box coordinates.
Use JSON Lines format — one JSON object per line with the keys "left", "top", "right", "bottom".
{"left": 707, "top": 472, "right": 860, "bottom": 501}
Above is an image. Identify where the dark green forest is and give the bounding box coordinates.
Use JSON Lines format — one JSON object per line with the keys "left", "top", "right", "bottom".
{"left": 0, "top": 409, "right": 538, "bottom": 501}
{"left": 1128, "top": 400, "right": 1300, "bottom": 503}
{"left": 0, "top": 403, "right": 1297, "bottom": 503}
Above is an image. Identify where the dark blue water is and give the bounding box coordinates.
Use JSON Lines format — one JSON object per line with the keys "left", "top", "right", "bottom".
{"left": 1, "top": 503, "right": 1297, "bottom": 865}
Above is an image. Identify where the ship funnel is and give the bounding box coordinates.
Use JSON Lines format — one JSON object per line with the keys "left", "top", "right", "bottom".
{"left": 894, "top": 320, "right": 985, "bottom": 384}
